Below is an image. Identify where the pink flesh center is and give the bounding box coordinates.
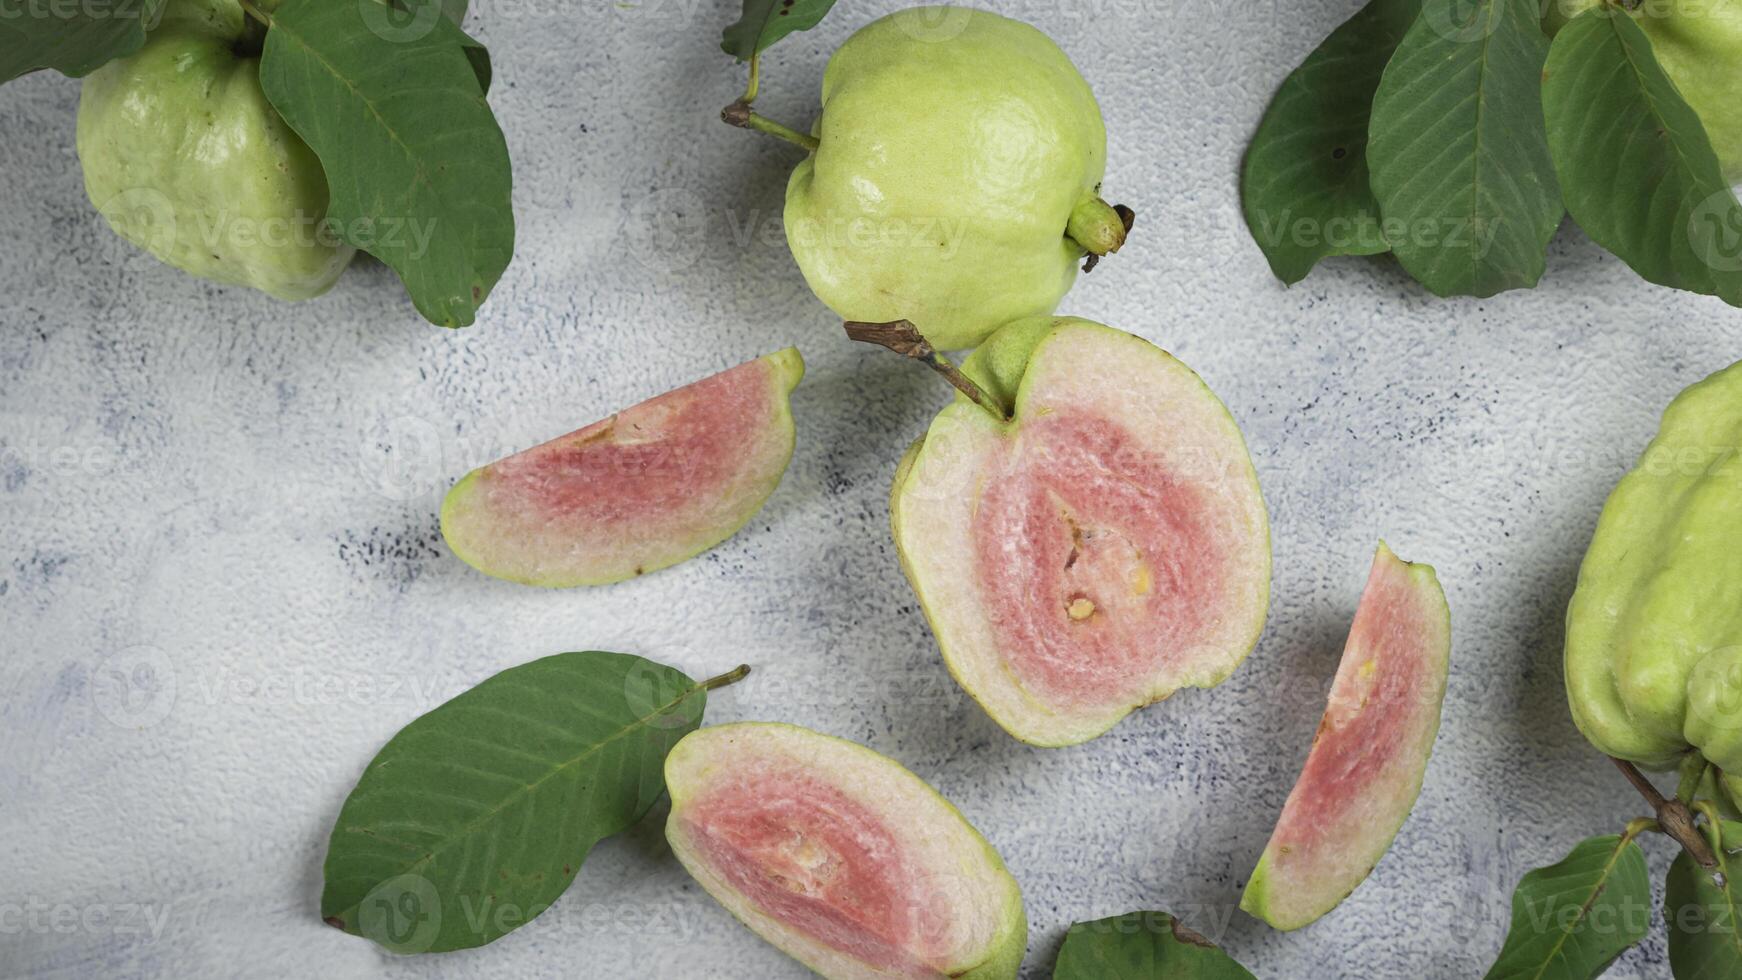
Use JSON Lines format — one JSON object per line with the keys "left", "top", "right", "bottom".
{"left": 484, "top": 359, "right": 774, "bottom": 527}
{"left": 1271, "top": 561, "right": 1433, "bottom": 859}
{"left": 682, "top": 770, "right": 947, "bottom": 977}
{"left": 970, "top": 410, "right": 1230, "bottom": 707}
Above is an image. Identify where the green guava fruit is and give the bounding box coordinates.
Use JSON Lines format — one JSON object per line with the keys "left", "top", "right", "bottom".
{"left": 887, "top": 317, "right": 1271, "bottom": 747}
{"left": 1242, "top": 543, "right": 1451, "bottom": 931}
{"left": 1544, "top": 0, "right": 1742, "bottom": 181}
{"left": 1565, "top": 359, "right": 1742, "bottom": 814}
{"left": 784, "top": 7, "right": 1131, "bottom": 351}
{"left": 441, "top": 349, "right": 804, "bottom": 588}
{"left": 75, "top": 0, "right": 355, "bottom": 300}
{"left": 665, "top": 722, "right": 1027, "bottom": 980}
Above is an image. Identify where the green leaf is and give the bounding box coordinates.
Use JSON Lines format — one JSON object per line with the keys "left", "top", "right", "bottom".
{"left": 1240, "top": 0, "right": 1421, "bottom": 285}
{"left": 1367, "top": 0, "right": 1563, "bottom": 297}
{"left": 258, "top": 0, "right": 514, "bottom": 328}
{"left": 1483, "top": 834, "right": 1653, "bottom": 980}
{"left": 1542, "top": 10, "right": 1742, "bottom": 307}
{"left": 321, "top": 652, "right": 711, "bottom": 953}
{"left": 1053, "top": 911, "right": 1257, "bottom": 980}
{"left": 1666, "top": 834, "right": 1742, "bottom": 979}
{"left": 0, "top": 0, "right": 162, "bottom": 84}
{"left": 721, "top": 0, "right": 838, "bottom": 61}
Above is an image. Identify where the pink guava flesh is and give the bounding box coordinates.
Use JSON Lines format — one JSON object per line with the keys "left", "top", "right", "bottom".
{"left": 678, "top": 770, "right": 945, "bottom": 977}
{"left": 971, "top": 411, "right": 1230, "bottom": 706}
{"left": 441, "top": 351, "right": 800, "bottom": 587}
{"left": 1241, "top": 544, "right": 1451, "bottom": 931}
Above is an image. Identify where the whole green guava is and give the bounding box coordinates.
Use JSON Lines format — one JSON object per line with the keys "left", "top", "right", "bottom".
{"left": 76, "top": 0, "right": 355, "bottom": 300}
{"left": 1564, "top": 359, "right": 1742, "bottom": 816}
{"left": 784, "top": 6, "right": 1129, "bottom": 351}
{"left": 1545, "top": 0, "right": 1742, "bottom": 182}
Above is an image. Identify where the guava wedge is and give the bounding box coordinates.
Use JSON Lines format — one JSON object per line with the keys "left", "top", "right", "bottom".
{"left": 666, "top": 723, "right": 1026, "bottom": 980}
{"left": 885, "top": 317, "right": 1271, "bottom": 747}
{"left": 440, "top": 350, "right": 803, "bottom": 588}
{"left": 1241, "top": 543, "right": 1451, "bottom": 931}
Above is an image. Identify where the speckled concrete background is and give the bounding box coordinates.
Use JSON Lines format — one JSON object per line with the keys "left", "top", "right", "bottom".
{"left": 1, "top": 1, "right": 1735, "bottom": 977}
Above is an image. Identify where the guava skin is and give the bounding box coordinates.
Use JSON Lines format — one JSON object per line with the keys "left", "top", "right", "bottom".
{"left": 76, "top": 0, "right": 355, "bottom": 301}
{"left": 785, "top": 7, "right": 1124, "bottom": 351}
{"left": 665, "top": 723, "right": 1027, "bottom": 980}
{"left": 1545, "top": 0, "right": 1742, "bottom": 181}
{"left": 1564, "top": 359, "right": 1742, "bottom": 814}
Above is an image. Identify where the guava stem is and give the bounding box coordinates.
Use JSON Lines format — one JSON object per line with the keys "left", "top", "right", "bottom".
{"left": 701, "top": 664, "right": 752, "bottom": 692}
{"left": 1612, "top": 757, "right": 1718, "bottom": 870}
{"left": 238, "top": 0, "right": 269, "bottom": 27}
{"left": 843, "top": 320, "right": 1010, "bottom": 422}
{"left": 1069, "top": 198, "right": 1137, "bottom": 273}
{"left": 721, "top": 53, "right": 820, "bottom": 153}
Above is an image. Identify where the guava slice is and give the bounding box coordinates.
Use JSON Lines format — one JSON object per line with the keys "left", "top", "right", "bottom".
{"left": 890, "top": 317, "right": 1271, "bottom": 746}
{"left": 1241, "top": 543, "right": 1451, "bottom": 931}
{"left": 665, "top": 723, "right": 1026, "bottom": 980}
{"left": 441, "top": 349, "right": 803, "bottom": 587}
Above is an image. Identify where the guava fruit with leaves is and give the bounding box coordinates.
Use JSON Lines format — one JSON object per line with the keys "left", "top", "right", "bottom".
{"left": 885, "top": 317, "right": 1270, "bottom": 746}
{"left": 1545, "top": 0, "right": 1742, "bottom": 181}
{"left": 665, "top": 722, "right": 1027, "bottom": 980}
{"left": 441, "top": 349, "right": 804, "bottom": 588}
{"left": 75, "top": 0, "right": 355, "bottom": 300}
{"left": 784, "top": 7, "right": 1132, "bottom": 350}
{"left": 1565, "top": 359, "right": 1742, "bottom": 813}
{"left": 1242, "top": 543, "right": 1451, "bottom": 931}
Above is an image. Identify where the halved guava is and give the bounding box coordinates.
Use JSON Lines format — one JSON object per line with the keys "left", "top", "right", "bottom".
{"left": 889, "top": 317, "right": 1271, "bottom": 747}
{"left": 1241, "top": 543, "right": 1451, "bottom": 931}
{"left": 440, "top": 349, "right": 803, "bottom": 588}
{"left": 665, "top": 723, "right": 1026, "bottom": 980}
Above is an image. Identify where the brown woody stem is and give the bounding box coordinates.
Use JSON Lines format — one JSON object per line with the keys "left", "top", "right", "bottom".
{"left": 843, "top": 320, "right": 1011, "bottom": 422}
{"left": 721, "top": 53, "right": 819, "bottom": 152}
{"left": 1612, "top": 757, "right": 1718, "bottom": 869}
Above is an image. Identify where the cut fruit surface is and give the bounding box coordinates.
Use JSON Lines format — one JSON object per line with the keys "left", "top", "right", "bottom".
{"left": 441, "top": 350, "right": 803, "bottom": 587}
{"left": 666, "top": 723, "right": 1026, "bottom": 980}
{"left": 890, "top": 318, "right": 1270, "bottom": 746}
{"left": 1241, "top": 543, "right": 1451, "bottom": 931}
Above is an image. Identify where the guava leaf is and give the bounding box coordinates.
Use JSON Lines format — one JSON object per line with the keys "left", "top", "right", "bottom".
{"left": 1666, "top": 842, "right": 1742, "bottom": 979}
{"left": 1054, "top": 912, "right": 1256, "bottom": 979}
{"left": 1482, "top": 834, "right": 1652, "bottom": 980}
{"left": 0, "top": 0, "right": 162, "bottom": 84}
{"left": 1542, "top": 10, "right": 1742, "bottom": 307}
{"left": 721, "top": 0, "right": 838, "bottom": 61}
{"left": 321, "top": 652, "right": 710, "bottom": 953}
{"left": 1367, "top": 0, "right": 1562, "bottom": 297}
{"left": 1240, "top": 0, "right": 1421, "bottom": 285}
{"left": 258, "top": 0, "right": 514, "bottom": 328}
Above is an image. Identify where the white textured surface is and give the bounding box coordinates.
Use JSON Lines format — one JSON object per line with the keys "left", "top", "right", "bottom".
{"left": 0, "top": 1, "right": 1734, "bottom": 977}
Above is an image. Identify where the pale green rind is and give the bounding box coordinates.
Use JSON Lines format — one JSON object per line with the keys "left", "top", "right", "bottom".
{"left": 75, "top": 0, "right": 354, "bottom": 301}
{"left": 665, "top": 722, "right": 1026, "bottom": 980}
{"left": 1242, "top": 544, "right": 1451, "bottom": 931}
{"left": 1564, "top": 360, "right": 1742, "bottom": 772}
{"left": 892, "top": 318, "right": 1271, "bottom": 747}
{"left": 441, "top": 349, "right": 804, "bottom": 588}
{"left": 785, "top": 7, "right": 1108, "bottom": 350}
